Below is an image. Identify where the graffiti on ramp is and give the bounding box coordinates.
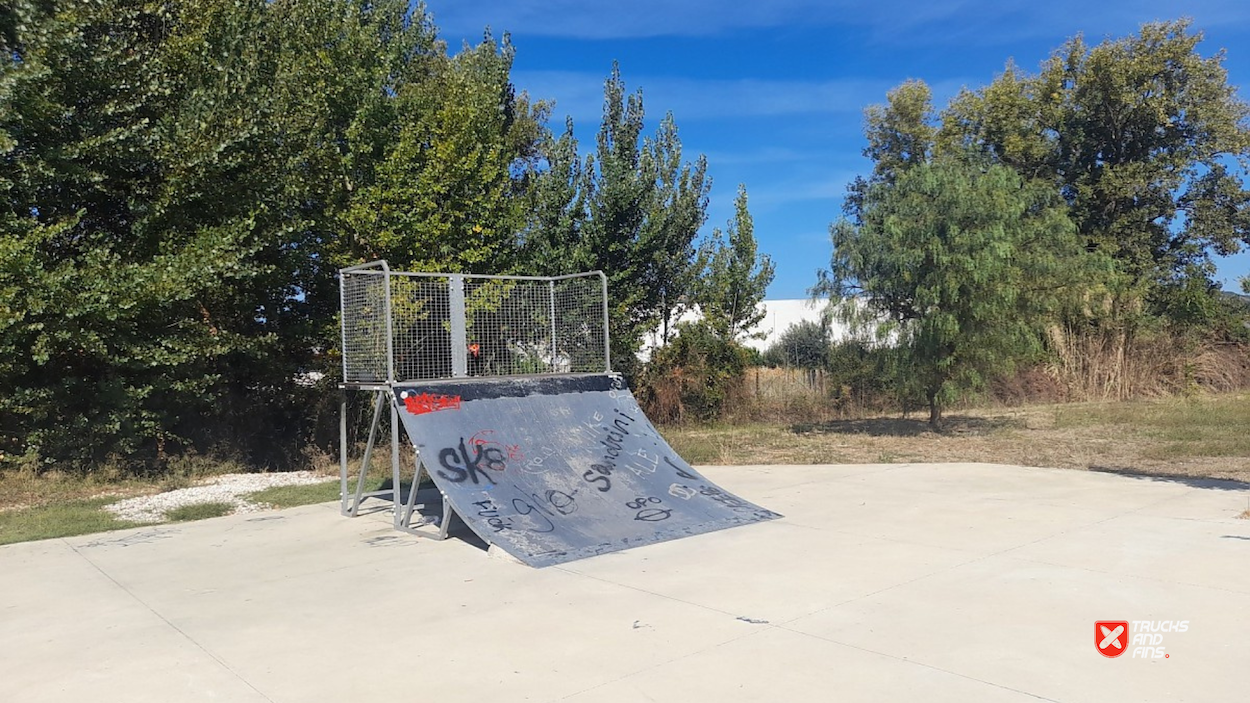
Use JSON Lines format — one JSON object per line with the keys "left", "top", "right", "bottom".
{"left": 395, "top": 374, "right": 781, "bottom": 567}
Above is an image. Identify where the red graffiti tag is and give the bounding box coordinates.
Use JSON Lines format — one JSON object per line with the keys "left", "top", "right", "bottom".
{"left": 401, "top": 392, "right": 462, "bottom": 415}
{"left": 468, "top": 430, "right": 524, "bottom": 469}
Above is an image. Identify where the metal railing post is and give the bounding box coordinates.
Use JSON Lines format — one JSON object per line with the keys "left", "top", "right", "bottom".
{"left": 338, "top": 272, "right": 349, "bottom": 383}
{"left": 549, "top": 280, "right": 557, "bottom": 373}
{"left": 599, "top": 272, "right": 611, "bottom": 372}
{"left": 449, "top": 275, "right": 468, "bottom": 378}
{"left": 382, "top": 266, "right": 395, "bottom": 384}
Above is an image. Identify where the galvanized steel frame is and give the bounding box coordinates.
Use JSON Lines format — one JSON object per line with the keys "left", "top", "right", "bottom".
{"left": 336, "top": 260, "right": 612, "bottom": 531}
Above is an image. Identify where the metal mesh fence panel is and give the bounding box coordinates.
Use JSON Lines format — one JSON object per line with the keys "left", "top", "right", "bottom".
{"left": 391, "top": 275, "right": 453, "bottom": 382}
{"left": 339, "top": 264, "right": 608, "bottom": 383}
{"left": 340, "top": 270, "right": 389, "bottom": 383}
{"left": 463, "top": 278, "right": 551, "bottom": 376}
{"left": 554, "top": 275, "right": 608, "bottom": 373}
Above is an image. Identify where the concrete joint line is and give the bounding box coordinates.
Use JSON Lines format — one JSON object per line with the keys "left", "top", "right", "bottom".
{"left": 64, "top": 540, "right": 278, "bottom": 703}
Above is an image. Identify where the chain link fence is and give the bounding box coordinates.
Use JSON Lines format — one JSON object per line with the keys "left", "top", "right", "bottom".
{"left": 339, "top": 261, "right": 609, "bottom": 383}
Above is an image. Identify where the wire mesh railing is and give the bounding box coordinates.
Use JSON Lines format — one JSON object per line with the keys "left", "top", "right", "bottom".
{"left": 339, "top": 261, "right": 609, "bottom": 384}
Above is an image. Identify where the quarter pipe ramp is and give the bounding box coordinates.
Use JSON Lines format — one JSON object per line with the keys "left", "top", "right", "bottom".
{"left": 394, "top": 374, "right": 781, "bottom": 567}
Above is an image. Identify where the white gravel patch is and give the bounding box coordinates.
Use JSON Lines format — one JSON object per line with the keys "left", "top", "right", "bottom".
{"left": 105, "top": 472, "right": 333, "bottom": 523}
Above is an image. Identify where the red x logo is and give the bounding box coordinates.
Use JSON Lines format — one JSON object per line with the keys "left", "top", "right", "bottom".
{"left": 1096, "top": 621, "right": 1129, "bottom": 658}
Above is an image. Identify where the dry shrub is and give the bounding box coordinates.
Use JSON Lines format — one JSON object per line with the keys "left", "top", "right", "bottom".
{"left": 1187, "top": 344, "right": 1250, "bottom": 392}
{"left": 727, "top": 367, "right": 901, "bottom": 424}
{"left": 639, "top": 365, "right": 693, "bottom": 424}
{"left": 1038, "top": 325, "right": 1250, "bottom": 401}
{"left": 990, "top": 367, "right": 1069, "bottom": 406}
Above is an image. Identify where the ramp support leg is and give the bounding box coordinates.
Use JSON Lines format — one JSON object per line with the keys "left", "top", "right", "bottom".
{"left": 396, "top": 447, "right": 456, "bottom": 540}
{"left": 344, "top": 390, "right": 389, "bottom": 518}
{"left": 390, "top": 395, "right": 402, "bottom": 529}
{"left": 401, "top": 452, "right": 423, "bottom": 529}
{"left": 339, "top": 390, "right": 348, "bottom": 514}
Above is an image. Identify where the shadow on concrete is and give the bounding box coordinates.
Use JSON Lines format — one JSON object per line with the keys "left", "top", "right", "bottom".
{"left": 1087, "top": 465, "right": 1250, "bottom": 492}
{"left": 790, "top": 414, "right": 1024, "bottom": 437}
{"left": 402, "top": 483, "right": 490, "bottom": 552}
{"left": 345, "top": 480, "right": 491, "bottom": 552}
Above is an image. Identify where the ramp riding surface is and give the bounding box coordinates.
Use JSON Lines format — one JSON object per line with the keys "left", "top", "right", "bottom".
{"left": 395, "top": 374, "right": 780, "bottom": 566}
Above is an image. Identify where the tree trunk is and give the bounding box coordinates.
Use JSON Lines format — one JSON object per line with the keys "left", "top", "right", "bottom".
{"left": 927, "top": 391, "right": 942, "bottom": 429}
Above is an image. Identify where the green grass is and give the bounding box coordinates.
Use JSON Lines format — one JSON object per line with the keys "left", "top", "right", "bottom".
{"left": 660, "top": 422, "right": 876, "bottom": 465}
{"left": 248, "top": 480, "right": 340, "bottom": 509}
{"left": 247, "top": 473, "right": 426, "bottom": 511}
{"left": 165, "top": 501, "right": 235, "bottom": 522}
{"left": 1054, "top": 394, "right": 1250, "bottom": 460}
{"left": 0, "top": 497, "right": 144, "bottom": 546}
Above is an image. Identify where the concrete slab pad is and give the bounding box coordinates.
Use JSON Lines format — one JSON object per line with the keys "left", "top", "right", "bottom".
{"left": 559, "top": 519, "right": 978, "bottom": 623}
{"left": 1006, "top": 511, "right": 1250, "bottom": 595}
{"left": 2, "top": 462, "right": 1247, "bottom": 703}
{"left": 0, "top": 539, "right": 270, "bottom": 703}
{"left": 785, "top": 554, "right": 1250, "bottom": 703}
{"left": 759, "top": 477, "right": 1115, "bottom": 554}
{"left": 561, "top": 627, "right": 1045, "bottom": 703}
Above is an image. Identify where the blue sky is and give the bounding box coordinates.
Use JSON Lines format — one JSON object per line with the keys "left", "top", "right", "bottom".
{"left": 425, "top": 0, "right": 1250, "bottom": 298}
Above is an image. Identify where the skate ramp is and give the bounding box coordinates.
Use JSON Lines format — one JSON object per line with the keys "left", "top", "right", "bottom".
{"left": 394, "top": 374, "right": 780, "bottom": 567}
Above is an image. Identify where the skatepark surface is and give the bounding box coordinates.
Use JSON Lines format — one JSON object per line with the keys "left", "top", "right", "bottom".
{"left": 3, "top": 462, "right": 1248, "bottom": 703}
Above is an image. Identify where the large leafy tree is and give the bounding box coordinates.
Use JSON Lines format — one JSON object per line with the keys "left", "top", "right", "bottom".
{"left": 843, "top": 80, "right": 938, "bottom": 219}
{"left": 817, "top": 158, "right": 1087, "bottom": 426}
{"left": 522, "top": 117, "right": 585, "bottom": 269}
{"left": 0, "top": 0, "right": 300, "bottom": 468}
{"left": 0, "top": 0, "right": 550, "bottom": 470}
{"left": 0, "top": 0, "right": 744, "bottom": 470}
{"left": 939, "top": 20, "right": 1250, "bottom": 321}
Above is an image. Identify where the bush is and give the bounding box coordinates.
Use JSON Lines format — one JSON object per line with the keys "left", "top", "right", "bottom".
{"left": 762, "top": 320, "right": 831, "bottom": 369}
{"left": 637, "top": 321, "right": 750, "bottom": 423}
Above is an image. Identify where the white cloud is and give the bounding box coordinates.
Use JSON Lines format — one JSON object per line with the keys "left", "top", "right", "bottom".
{"left": 515, "top": 70, "right": 894, "bottom": 123}
{"left": 741, "top": 173, "right": 861, "bottom": 210}
{"left": 517, "top": 71, "right": 974, "bottom": 127}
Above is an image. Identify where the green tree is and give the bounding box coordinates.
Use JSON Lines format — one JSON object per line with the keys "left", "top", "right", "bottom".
{"left": 523, "top": 117, "right": 586, "bottom": 272}
{"left": 843, "top": 80, "right": 938, "bottom": 219}
{"left": 763, "top": 320, "right": 831, "bottom": 370}
{"left": 696, "top": 185, "right": 775, "bottom": 342}
{"left": 0, "top": 0, "right": 547, "bottom": 471}
{"left": 863, "top": 79, "right": 937, "bottom": 181}
{"left": 0, "top": 0, "right": 307, "bottom": 468}
{"left": 817, "top": 158, "right": 1087, "bottom": 426}
{"left": 538, "top": 64, "right": 711, "bottom": 375}
{"left": 270, "top": 1, "right": 546, "bottom": 277}
{"left": 939, "top": 20, "right": 1250, "bottom": 321}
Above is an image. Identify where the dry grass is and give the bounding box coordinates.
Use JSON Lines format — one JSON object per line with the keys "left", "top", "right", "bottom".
{"left": 0, "top": 470, "right": 155, "bottom": 513}
{"left": 661, "top": 391, "right": 1250, "bottom": 484}
{"left": 0, "top": 448, "right": 366, "bottom": 545}
{"left": 1045, "top": 327, "right": 1250, "bottom": 401}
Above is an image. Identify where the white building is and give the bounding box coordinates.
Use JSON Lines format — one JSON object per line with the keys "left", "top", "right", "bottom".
{"left": 642, "top": 298, "right": 859, "bottom": 357}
